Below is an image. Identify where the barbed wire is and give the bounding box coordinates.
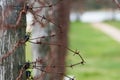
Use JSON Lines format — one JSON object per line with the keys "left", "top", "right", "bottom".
{"left": 16, "top": 63, "right": 29, "bottom": 80}
{"left": 28, "top": 40, "right": 85, "bottom": 64}
{"left": 4, "top": 0, "right": 120, "bottom": 80}
{"left": 0, "top": 36, "right": 84, "bottom": 80}
{"left": 0, "top": 39, "right": 26, "bottom": 63}
{"left": 2, "top": 0, "right": 56, "bottom": 29}
{"left": 0, "top": 0, "right": 85, "bottom": 80}
{"left": 0, "top": 33, "right": 85, "bottom": 79}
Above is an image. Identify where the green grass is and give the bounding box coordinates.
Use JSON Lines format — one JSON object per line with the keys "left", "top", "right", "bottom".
{"left": 66, "top": 21, "right": 120, "bottom": 80}
{"left": 105, "top": 20, "right": 120, "bottom": 29}
{"left": 25, "top": 42, "right": 32, "bottom": 61}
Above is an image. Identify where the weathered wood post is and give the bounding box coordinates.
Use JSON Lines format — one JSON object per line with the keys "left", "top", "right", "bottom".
{"left": 0, "top": 0, "right": 26, "bottom": 80}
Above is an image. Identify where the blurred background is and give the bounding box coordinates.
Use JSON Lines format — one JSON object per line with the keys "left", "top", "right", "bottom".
{"left": 70, "top": 0, "right": 120, "bottom": 22}
{"left": 66, "top": 0, "right": 120, "bottom": 80}
{"left": 25, "top": 0, "right": 120, "bottom": 80}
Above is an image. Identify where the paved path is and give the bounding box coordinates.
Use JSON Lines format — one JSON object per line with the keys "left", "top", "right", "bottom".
{"left": 91, "top": 23, "right": 120, "bottom": 43}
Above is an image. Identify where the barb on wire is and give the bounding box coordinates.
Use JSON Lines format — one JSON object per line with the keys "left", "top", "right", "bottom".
{"left": 25, "top": 58, "right": 84, "bottom": 69}
{"left": 34, "top": 66, "right": 74, "bottom": 80}
{"left": 2, "top": 0, "right": 64, "bottom": 30}
{"left": 28, "top": 40, "right": 85, "bottom": 65}
{"left": 32, "top": 63, "right": 83, "bottom": 68}
{"left": 32, "top": 13, "right": 63, "bottom": 33}
{"left": 29, "top": 34, "right": 56, "bottom": 40}
{"left": 0, "top": 35, "right": 29, "bottom": 63}
{"left": 0, "top": 40, "right": 23, "bottom": 63}
{"left": 16, "top": 62, "right": 30, "bottom": 80}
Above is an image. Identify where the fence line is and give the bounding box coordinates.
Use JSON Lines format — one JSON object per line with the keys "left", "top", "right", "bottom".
{"left": 0, "top": 0, "right": 85, "bottom": 80}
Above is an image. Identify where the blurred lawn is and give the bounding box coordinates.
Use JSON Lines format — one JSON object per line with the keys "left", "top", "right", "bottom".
{"left": 66, "top": 21, "right": 120, "bottom": 80}
{"left": 105, "top": 20, "right": 120, "bottom": 29}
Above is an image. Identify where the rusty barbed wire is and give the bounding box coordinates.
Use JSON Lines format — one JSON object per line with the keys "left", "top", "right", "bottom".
{"left": 0, "top": 33, "right": 56, "bottom": 64}
{"left": 15, "top": 50, "right": 81, "bottom": 80}
{"left": 33, "top": 67, "right": 75, "bottom": 80}
{"left": 33, "top": 14, "right": 63, "bottom": 33}
{"left": 0, "top": 33, "right": 84, "bottom": 80}
{"left": 0, "top": 39, "right": 26, "bottom": 63}
{"left": 1, "top": 0, "right": 120, "bottom": 79}
{"left": 28, "top": 40, "right": 85, "bottom": 64}
{"left": 2, "top": 0, "right": 62, "bottom": 30}
{"left": 0, "top": 0, "right": 84, "bottom": 80}
{"left": 16, "top": 62, "right": 31, "bottom": 80}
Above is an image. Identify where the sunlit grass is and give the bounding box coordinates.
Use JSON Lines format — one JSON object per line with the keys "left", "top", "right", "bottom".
{"left": 66, "top": 21, "right": 120, "bottom": 80}
{"left": 25, "top": 42, "right": 32, "bottom": 61}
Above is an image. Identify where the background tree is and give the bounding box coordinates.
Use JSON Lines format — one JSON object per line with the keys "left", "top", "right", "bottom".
{"left": 49, "top": 0, "right": 71, "bottom": 80}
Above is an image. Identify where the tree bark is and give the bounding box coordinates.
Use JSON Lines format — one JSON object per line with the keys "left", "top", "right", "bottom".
{"left": 49, "top": 0, "right": 70, "bottom": 80}
{"left": 0, "top": 0, "right": 26, "bottom": 80}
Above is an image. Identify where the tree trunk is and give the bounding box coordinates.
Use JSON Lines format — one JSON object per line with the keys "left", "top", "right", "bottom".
{"left": 49, "top": 0, "right": 70, "bottom": 80}
{"left": 0, "top": 0, "right": 26, "bottom": 80}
